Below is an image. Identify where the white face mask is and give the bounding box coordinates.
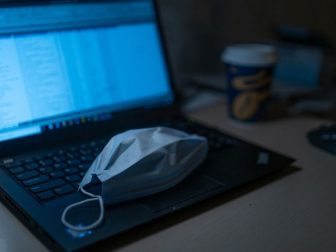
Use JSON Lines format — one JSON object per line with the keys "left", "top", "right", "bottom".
{"left": 62, "top": 127, "right": 208, "bottom": 231}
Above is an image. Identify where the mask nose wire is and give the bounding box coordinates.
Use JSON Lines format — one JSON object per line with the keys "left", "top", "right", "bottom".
{"left": 61, "top": 186, "right": 104, "bottom": 232}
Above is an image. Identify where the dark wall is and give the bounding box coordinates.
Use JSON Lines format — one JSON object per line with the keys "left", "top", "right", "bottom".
{"left": 158, "top": 0, "right": 336, "bottom": 83}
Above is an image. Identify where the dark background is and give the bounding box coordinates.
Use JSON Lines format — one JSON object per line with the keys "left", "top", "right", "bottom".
{"left": 158, "top": 0, "right": 336, "bottom": 86}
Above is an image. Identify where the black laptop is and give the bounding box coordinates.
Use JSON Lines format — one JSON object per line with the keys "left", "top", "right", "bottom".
{"left": 0, "top": 0, "right": 295, "bottom": 251}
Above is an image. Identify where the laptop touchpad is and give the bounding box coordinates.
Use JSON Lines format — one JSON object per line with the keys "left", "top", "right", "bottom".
{"left": 139, "top": 171, "right": 224, "bottom": 213}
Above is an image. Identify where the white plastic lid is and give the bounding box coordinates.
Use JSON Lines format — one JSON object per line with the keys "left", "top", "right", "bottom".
{"left": 222, "top": 44, "right": 277, "bottom": 66}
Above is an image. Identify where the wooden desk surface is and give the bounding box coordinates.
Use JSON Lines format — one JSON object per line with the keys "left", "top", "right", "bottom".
{"left": 1, "top": 102, "right": 335, "bottom": 252}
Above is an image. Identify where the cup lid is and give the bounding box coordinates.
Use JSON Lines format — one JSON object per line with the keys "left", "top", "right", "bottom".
{"left": 222, "top": 44, "right": 277, "bottom": 66}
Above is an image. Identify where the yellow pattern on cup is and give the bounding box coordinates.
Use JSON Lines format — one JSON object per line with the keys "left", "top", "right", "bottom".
{"left": 232, "top": 89, "right": 270, "bottom": 120}
{"left": 232, "top": 70, "right": 271, "bottom": 90}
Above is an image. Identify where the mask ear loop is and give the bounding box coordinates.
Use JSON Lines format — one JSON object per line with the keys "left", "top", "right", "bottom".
{"left": 61, "top": 186, "right": 104, "bottom": 232}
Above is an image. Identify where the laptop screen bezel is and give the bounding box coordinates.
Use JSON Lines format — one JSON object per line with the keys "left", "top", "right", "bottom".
{"left": 0, "top": 0, "right": 182, "bottom": 158}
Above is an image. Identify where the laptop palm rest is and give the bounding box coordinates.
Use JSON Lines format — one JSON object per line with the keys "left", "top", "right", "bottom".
{"left": 139, "top": 170, "right": 224, "bottom": 213}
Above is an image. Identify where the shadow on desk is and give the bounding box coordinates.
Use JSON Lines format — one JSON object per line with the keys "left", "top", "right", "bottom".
{"left": 83, "top": 165, "right": 301, "bottom": 252}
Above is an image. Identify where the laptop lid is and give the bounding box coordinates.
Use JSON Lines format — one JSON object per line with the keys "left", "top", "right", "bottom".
{"left": 0, "top": 0, "right": 178, "bottom": 157}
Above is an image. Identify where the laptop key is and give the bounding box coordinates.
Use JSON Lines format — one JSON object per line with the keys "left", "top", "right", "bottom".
{"left": 16, "top": 170, "right": 39, "bottom": 180}
{"left": 53, "top": 155, "right": 67, "bottom": 162}
{"left": 80, "top": 149, "right": 91, "bottom": 155}
{"left": 39, "top": 166, "right": 53, "bottom": 174}
{"left": 25, "top": 163, "right": 39, "bottom": 170}
{"left": 54, "top": 163, "right": 67, "bottom": 170}
{"left": 67, "top": 153, "right": 79, "bottom": 159}
{"left": 80, "top": 155, "right": 95, "bottom": 162}
{"left": 9, "top": 167, "right": 25, "bottom": 175}
{"left": 65, "top": 175, "right": 81, "bottom": 183}
{"left": 23, "top": 158, "right": 34, "bottom": 164}
{"left": 4, "top": 161, "right": 22, "bottom": 169}
{"left": 37, "top": 191, "right": 55, "bottom": 201}
{"left": 50, "top": 171, "right": 65, "bottom": 179}
{"left": 54, "top": 185, "right": 75, "bottom": 195}
{"left": 94, "top": 147, "right": 101, "bottom": 153}
{"left": 39, "top": 159, "right": 53, "bottom": 166}
{"left": 67, "top": 159, "right": 81, "bottom": 166}
{"left": 79, "top": 163, "right": 91, "bottom": 171}
{"left": 65, "top": 167, "right": 79, "bottom": 174}
{"left": 30, "top": 179, "right": 65, "bottom": 193}
{"left": 23, "top": 175, "right": 50, "bottom": 186}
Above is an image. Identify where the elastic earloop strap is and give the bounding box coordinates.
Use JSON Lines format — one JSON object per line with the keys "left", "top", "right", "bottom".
{"left": 61, "top": 187, "right": 104, "bottom": 231}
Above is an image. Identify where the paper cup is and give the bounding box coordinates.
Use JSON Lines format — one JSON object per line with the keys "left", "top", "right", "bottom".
{"left": 222, "top": 44, "right": 277, "bottom": 122}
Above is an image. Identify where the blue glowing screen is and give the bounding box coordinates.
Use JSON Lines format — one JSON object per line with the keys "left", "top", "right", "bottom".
{"left": 0, "top": 0, "right": 173, "bottom": 141}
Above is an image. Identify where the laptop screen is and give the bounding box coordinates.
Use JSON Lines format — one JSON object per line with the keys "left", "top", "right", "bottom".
{"left": 0, "top": 0, "right": 174, "bottom": 142}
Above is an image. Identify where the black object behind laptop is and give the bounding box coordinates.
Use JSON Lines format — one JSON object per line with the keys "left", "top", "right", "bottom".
{"left": 0, "top": 1, "right": 295, "bottom": 251}
{"left": 307, "top": 124, "right": 336, "bottom": 155}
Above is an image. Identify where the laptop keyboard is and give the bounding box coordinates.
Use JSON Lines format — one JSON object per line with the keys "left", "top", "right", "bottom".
{"left": 1, "top": 139, "right": 108, "bottom": 201}
{"left": 0, "top": 121, "right": 236, "bottom": 202}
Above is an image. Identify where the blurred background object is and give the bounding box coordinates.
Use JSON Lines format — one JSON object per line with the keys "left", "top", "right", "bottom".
{"left": 157, "top": 0, "right": 336, "bottom": 87}
{"left": 157, "top": 0, "right": 336, "bottom": 118}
